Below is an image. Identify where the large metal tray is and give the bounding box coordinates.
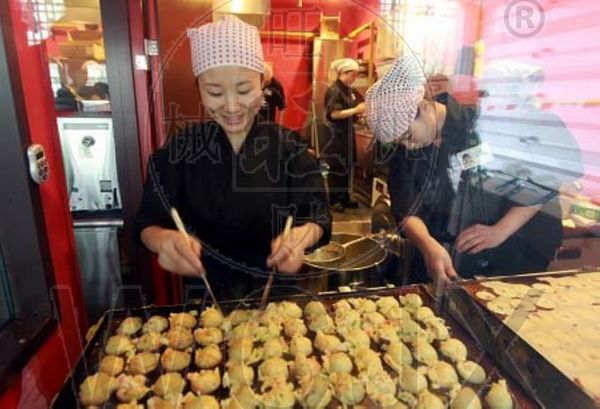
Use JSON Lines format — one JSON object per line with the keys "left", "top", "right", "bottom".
{"left": 447, "top": 269, "right": 600, "bottom": 409}
{"left": 51, "top": 285, "right": 538, "bottom": 408}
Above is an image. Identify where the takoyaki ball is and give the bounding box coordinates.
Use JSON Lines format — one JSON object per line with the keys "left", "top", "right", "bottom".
{"left": 161, "top": 347, "right": 191, "bottom": 372}
{"left": 223, "top": 364, "right": 254, "bottom": 389}
{"left": 283, "top": 318, "right": 307, "bottom": 338}
{"left": 399, "top": 365, "right": 428, "bottom": 394}
{"left": 485, "top": 380, "right": 513, "bottom": 409}
{"left": 195, "top": 344, "right": 223, "bottom": 369}
{"left": 376, "top": 296, "right": 400, "bottom": 315}
{"left": 229, "top": 384, "right": 261, "bottom": 409}
{"left": 452, "top": 387, "right": 482, "bottom": 409}
{"left": 143, "top": 315, "right": 169, "bottom": 333}
{"left": 187, "top": 367, "right": 220, "bottom": 395}
{"left": 258, "top": 357, "right": 289, "bottom": 383}
{"left": 323, "top": 352, "right": 353, "bottom": 375}
{"left": 293, "top": 355, "right": 321, "bottom": 381}
{"left": 262, "top": 337, "right": 289, "bottom": 359}
{"left": 308, "top": 313, "right": 335, "bottom": 334}
{"left": 348, "top": 298, "right": 377, "bottom": 314}
{"left": 169, "top": 311, "right": 197, "bottom": 330}
{"left": 289, "top": 335, "right": 313, "bottom": 357}
{"left": 298, "top": 374, "right": 332, "bottom": 409}
{"left": 427, "top": 361, "right": 459, "bottom": 390}
{"left": 375, "top": 323, "right": 401, "bottom": 344}
{"left": 383, "top": 342, "right": 413, "bottom": 372}
{"left": 183, "top": 393, "right": 220, "bottom": 409}
{"left": 314, "top": 331, "right": 344, "bottom": 354}
{"left": 333, "top": 299, "right": 352, "bottom": 312}
{"left": 225, "top": 309, "right": 251, "bottom": 329}
{"left": 262, "top": 382, "right": 296, "bottom": 409}
{"left": 147, "top": 395, "right": 184, "bottom": 409}
{"left": 166, "top": 327, "right": 194, "bottom": 350}
{"left": 194, "top": 327, "right": 223, "bottom": 346}
{"left": 456, "top": 361, "right": 486, "bottom": 385}
{"left": 105, "top": 335, "right": 135, "bottom": 356}
{"left": 304, "top": 301, "right": 327, "bottom": 320}
{"left": 152, "top": 372, "right": 186, "bottom": 398}
{"left": 412, "top": 339, "right": 438, "bottom": 366}
{"left": 385, "top": 306, "right": 412, "bottom": 321}
{"left": 200, "top": 306, "right": 224, "bottom": 328}
{"left": 399, "top": 319, "right": 422, "bottom": 344}
{"left": 422, "top": 316, "right": 449, "bottom": 341}
{"left": 353, "top": 347, "right": 383, "bottom": 376}
{"left": 79, "top": 372, "right": 117, "bottom": 406}
{"left": 227, "top": 338, "right": 261, "bottom": 366}
{"left": 399, "top": 293, "right": 423, "bottom": 313}
{"left": 416, "top": 390, "right": 445, "bottom": 409}
{"left": 439, "top": 338, "right": 468, "bottom": 363}
{"left": 136, "top": 332, "right": 164, "bottom": 352}
{"left": 115, "top": 374, "right": 150, "bottom": 402}
{"left": 334, "top": 308, "right": 361, "bottom": 330}
{"left": 117, "top": 317, "right": 143, "bottom": 336}
{"left": 366, "top": 370, "right": 398, "bottom": 406}
{"left": 128, "top": 352, "right": 159, "bottom": 375}
{"left": 279, "top": 301, "right": 303, "bottom": 319}
{"left": 340, "top": 327, "right": 370, "bottom": 350}
{"left": 330, "top": 373, "right": 365, "bottom": 406}
{"left": 227, "top": 321, "right": 255, "bottom": 344}
{"left": 99, "top": 355, "right": 125, "bottom": 376}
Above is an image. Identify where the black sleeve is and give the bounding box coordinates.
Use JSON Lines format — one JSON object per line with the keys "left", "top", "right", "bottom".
{"left": 284, "top": 132, "right": 332, "bottom": 248}
{"left": 388, "top": 150, "right": 413, "bottom": 224}
{"left": 324, "top": 86, "right": 344, "bottom": 122}
{"left": 134, "top": 134, "right": 186, "bottom": 243}
{"left": 273, "top": 80, "right": 286, "bottom": 110}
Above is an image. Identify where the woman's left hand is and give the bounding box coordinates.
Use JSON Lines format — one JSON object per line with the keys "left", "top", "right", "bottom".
{"left": 455, "top": 224, "right": 507, "bottom": 254}
{"left": 266, "top": 227, "right": 308, "bottom": 274}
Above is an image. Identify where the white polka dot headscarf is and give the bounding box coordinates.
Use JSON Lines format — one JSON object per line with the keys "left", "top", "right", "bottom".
{"left": 187, "top": 15, "right": 264, "bottom": 77}
{"left": 365, "top": 56, "right": 426, "bottom": 144}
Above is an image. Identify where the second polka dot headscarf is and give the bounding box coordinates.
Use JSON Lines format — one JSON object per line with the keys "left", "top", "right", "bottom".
{"left": 365, "top": 56, "right": 426, "bottom": 143}
{"left": 187, "top": 15, "right": 264, "bottom": 77}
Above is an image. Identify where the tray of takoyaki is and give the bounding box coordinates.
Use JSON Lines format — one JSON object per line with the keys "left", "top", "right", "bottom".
{"left": 51, "top": 285, "right": 539, "bottom": 409}
{"left": 448, "top": 269, "right": 600, "bottom": 409}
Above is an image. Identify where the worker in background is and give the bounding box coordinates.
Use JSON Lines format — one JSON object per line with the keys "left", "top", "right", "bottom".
{"left": 323, "top": 58, "right": 365, "bottom": 213}
{"left": 258, "top": 63, "right": 286, "bottom": 123}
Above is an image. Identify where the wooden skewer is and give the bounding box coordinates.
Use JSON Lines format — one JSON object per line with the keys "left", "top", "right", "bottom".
{"left": 170, "top": 208, "right": 221, "bottom": 310}
{"left": 260, "top": 215, "right": 294, "bottom": 309}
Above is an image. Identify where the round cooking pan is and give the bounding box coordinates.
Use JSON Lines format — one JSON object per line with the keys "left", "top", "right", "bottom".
{"left": 301, "top": 233, "right": 388, "bottom": 290}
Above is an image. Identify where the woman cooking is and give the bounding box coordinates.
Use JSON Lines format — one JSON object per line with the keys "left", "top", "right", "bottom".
{"left": 365, "top": 56, "right": 564, "bottom": 286}
{"left": 135, "top": 16, "right": 331, "bottom": 299}
{"left": 323, "top": 58, "right": 366, "bottom": 212}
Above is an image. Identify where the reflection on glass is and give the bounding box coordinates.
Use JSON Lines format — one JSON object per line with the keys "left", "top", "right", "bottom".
{"left": 25, "top": 0, "right": 112, "bottom": 113}
{"left": 0, "top": 250, "right": 15, "bottom": 329}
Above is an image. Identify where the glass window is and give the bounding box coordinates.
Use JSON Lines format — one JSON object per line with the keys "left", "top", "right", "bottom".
{"left": 0, "top": 251, "right": 15, "bottom": 329}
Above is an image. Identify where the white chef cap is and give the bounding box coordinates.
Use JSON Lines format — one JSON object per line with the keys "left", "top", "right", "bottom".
{"left": 331, "top": 58, "right": 359, "bottom": 75}
{"left": 365, "top": 56, "right": 426, "bottom": 143}
{"left": 187, "top": 15, "right": 264, "bottom": 77}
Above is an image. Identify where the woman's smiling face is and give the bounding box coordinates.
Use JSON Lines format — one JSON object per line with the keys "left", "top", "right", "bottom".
{"left": 198, "top": 66, "right": 263, "bottom": 136}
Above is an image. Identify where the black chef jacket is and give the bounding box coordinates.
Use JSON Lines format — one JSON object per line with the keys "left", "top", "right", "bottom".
{"left": 323, "top": 79, "right": 363, "bottom": 161}
{"left": 135, "top": 120, "right": 332, "bottom": 299}
{"left": 258, "top": 77, "right": 286, "bottom": 123}
{"left": 388, "top": 95, "right": 564, "bottom": 281}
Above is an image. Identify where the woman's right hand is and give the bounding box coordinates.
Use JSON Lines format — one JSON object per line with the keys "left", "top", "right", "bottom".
{"left": 156, "top": 229, "right": 205, "bottom": 277}
{"left": 422, "top": 238, "right": 457, "bottom": 288}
